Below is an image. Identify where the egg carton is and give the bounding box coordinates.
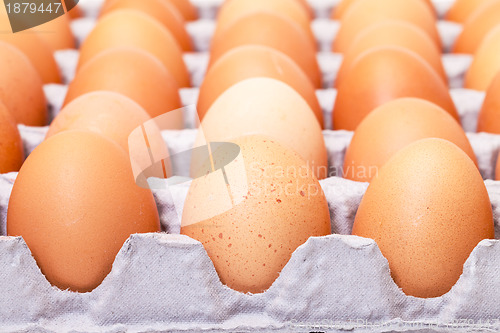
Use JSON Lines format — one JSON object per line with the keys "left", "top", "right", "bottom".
{"left": 49, "top": 0, "right": 473, "bottom": 127}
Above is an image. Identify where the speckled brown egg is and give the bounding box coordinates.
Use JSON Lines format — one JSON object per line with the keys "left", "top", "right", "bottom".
{"left": 0, "top": 41, "right": 47, "bottom": 126}
{"left": 464, "top": 25, "right": 500, "bottom": 91}
{"left": 477, "top": 71, "right": 500, "bottom": 133}
{"left": 214, "top": 0, "right": 315, "bottom": 46}
{"left": 0, "top": 32, "right": 61, "bottom": 83}
{"left": 100, "top": 0, "right": 192, "bottom": 51}
{"left": 0, "top": 102, "right": 24, "bottom": 173}
{"left": 453, "top": 0, "right": 500, "bottom": 54}
{"left": 209, "top": 11, "right": 321, "bottom": 88}
{"left": 343, "top": 98, "right": 476, "bottom": 182}
{"left": 7, "top": 130, "right": 161, "bottom": 292}
{"left": 336, "top": 20, "right": 446, "bottom": 86}
{"left": 352, "top": 138, "right": 494, "bottom": 298}
{"left": 181, "top": 135, "right": 331, "bottom": 294}
{"left": 333, "top": 46, "right": 458, "bottom": 131}
{"left": 64, "top": 47, "right": 183, "bottom": 121}
{"left": 197, "top": 45, "right": 322, "bottom": 125}
{"left": 333, "top": 0, "right": 439, "bottom": 53}
{"left": 200, "top": 77, "right": 328, "bottom": 179}
{"left": 77, "top": 9, "right": 190, "bottom": 87}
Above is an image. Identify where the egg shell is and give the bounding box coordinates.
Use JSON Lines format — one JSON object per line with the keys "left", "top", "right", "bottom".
{"left": 464, "top": 25, "right": 500, "bottom": 91}
{"left": 333, "top": 0, "right": 439, "bottom": 53}
{"left": 197, "top": 45, "right": 323, "bottom": 125}
{"left": 333, "top": 46, "right": 458, "bottom": 131}
{"left": 477, "top": 71, "right": 500, "bottom": 133}
{"left": 445, "top": 0, "right": 497, "bottom": 23}
{"left": 343, "top": 98, "right": 477, "bottom": 182}
{"left": 336, "top": 20, "right": 446, "bottom": 86}
{"left": 77, "top": 9, "right": 190, "bottom": 87}
{"left": 66, "top": 4, "right": 83, "bottom": 19}
{"left": 352, "top": 138, "right": 494, "bottom": 298}
{"left": 100, "top": 0, "right": 192, "bottom": 52}
{"left": 201, "top": 77, "right": 328, "bottom": 179}
{"left": 164, "top": 0, "right": 197, "bottom": 21}
{"left": 7, "top": 130, "right": 161, "bottom": 293}
{"left": 214, "top": 0, "right": 315, "bottom": 47}
{"left": 453, "top": 0, "right": 500, "bottom": 54}
{"left": 0, "top": 102, "right": 24, "bottom": 173}
{"left": 181, "top": 135, "right": 331, "bottom": 294}
{"left": 0, "top": 41, "right": 47, "bottom": 126}
{"left": 30, "top": 14, "right": 76, "bottom": 51}
{"left": 48, "top": 91, "right": 152, "bottom": 151}
{"left": 209, "top": 11, "right": 321, "bottom": 88}
{"left": 0, "top": 32, "right": 61, "bottom": 83}
{"left": 333, "top": 0, "right": 435, "bottom": 19}
{"left": 65, "top": 47, "right": 183, "bottom": 122}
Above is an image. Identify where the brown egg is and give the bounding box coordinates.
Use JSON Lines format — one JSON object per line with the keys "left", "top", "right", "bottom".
{"left": 333, "top": 0, "right": 439, "bottom": 53}
{"left": 0, "top": 6, "right": 13, "bottom": 30}
{"left": 0, "top": 32, "right": 61, "bottom": 83}
{"left": 48, "top": 91, "right": 157, "bottom": 150}
{"left": 333, "top": 47, "right": 458, "bottom": 131}
{"left": 477, "top": 71, "right": 500, "bottom": 133}
{"left": 77, "top": 10, "right": 190, "bottom": 87}
{"left": 181, "top": 135, "right": 331, "bottom": 293}
{"left": 336, "top": 20, "right": 446, "bottom": 86}
{"left": 446, "top": 0, "right": 497, "bottom": 23}
{"left": 352, "top": 138, "right": 494, "bottom": 298}
{"left": 100, "top": 0, "right": 192, "bottom": 51}
{"left": 65, "top": 47, "right": 183, "bottom": 121}
{"left": 7, "top": 130, "right": 161, "bottom": 292}
{"left": 201, "top": 78, "right": 328, "bottom": 179}
{"left": 214, "top": 0, "right": 315, "bottom": 46}
{"left": 209, "top": 12, "right": 321, "bottom": 88}
{"left": 294, "top": 0, "right": 314, "bottom": 18}
{"left": 164, "top": 0, "right": 197, "bottom": 21}
{"left": 67, "top": 5, "right": 83, "bottom": 19}
{"left": 0, "top": 41, "right": 47, "bottom": 126}
{"left": 332, "top": 0, "right": 358, "bottom": 19}
{"left": 198, "top": 45, "right": 322, "bottom": 125}
{"left": 333, "top": 0, "right": 434, "bottom": 19}
{"left": 496, "top": 152, "right": 500, "bottom": 180}
{"left": 453, "top": 0, "right": 500, "bottom": 54}
{"left": 0, "top": 102, "right": 24, "bottom": 173}
{"left": 464, "top": 25, "right": 500, "bottom": 91}
{"left": 30, "top": 15, "right": 76, "bottom": 51}
{"left": 343, "top": 98, "right": 476, "bottom": 182}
